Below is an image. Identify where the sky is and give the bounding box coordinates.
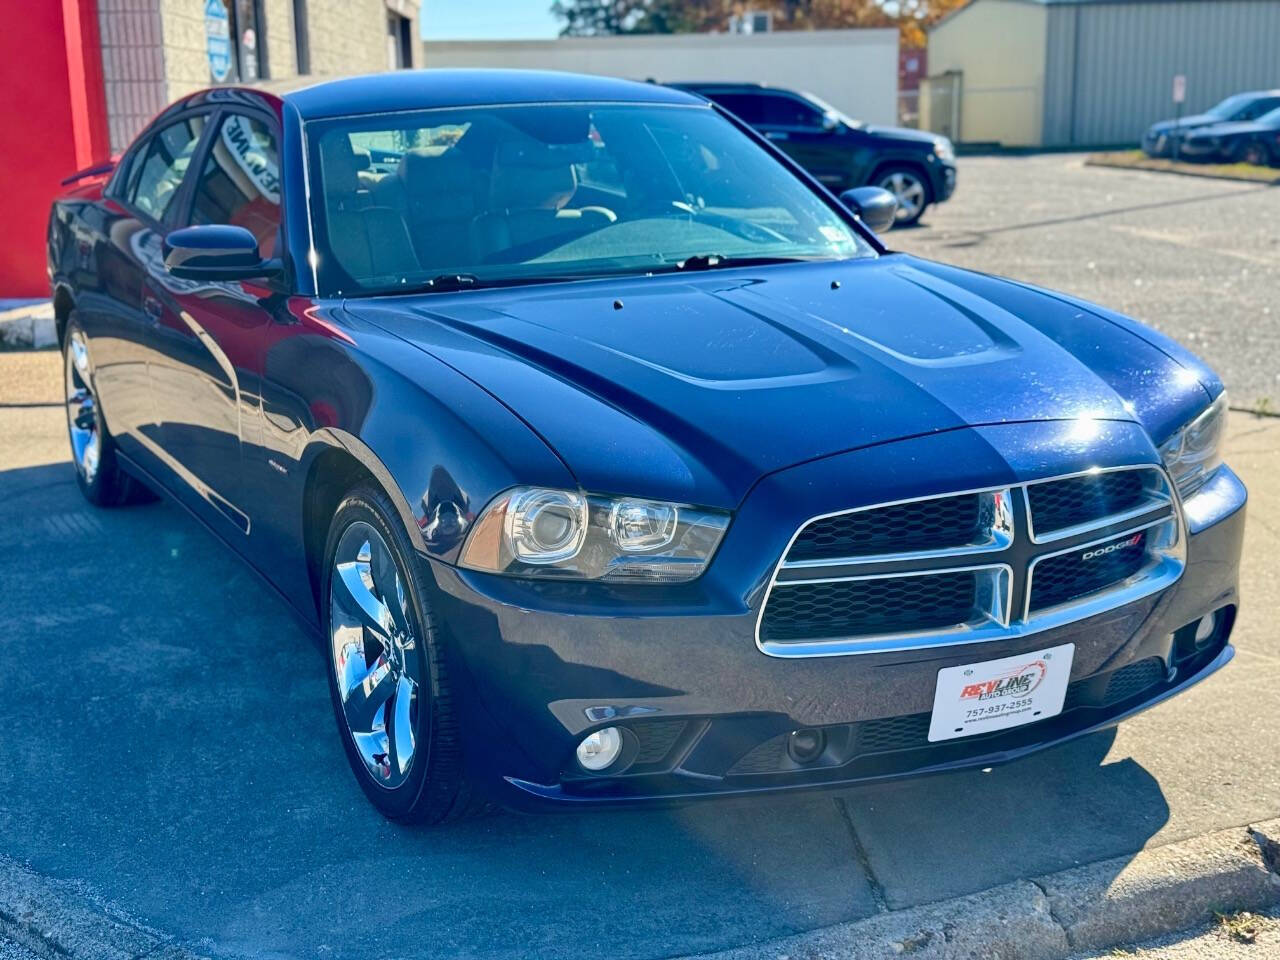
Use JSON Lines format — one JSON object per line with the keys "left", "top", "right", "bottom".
{"left": 422, "top": 0, "right": 562, "bottom": 40}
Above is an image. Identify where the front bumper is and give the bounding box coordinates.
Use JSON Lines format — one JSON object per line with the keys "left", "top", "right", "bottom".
{"left": 928, "top": 158, "right": 957, "bottom": 203}
{"left": 1173, "top": 139, "right": 1223, "bottom": 160}
{"left": 426, "top": 422, "right": 1245, "bottom": 809}
{"left": 1142, "top": 131, "right": 1170, "bottom": 157}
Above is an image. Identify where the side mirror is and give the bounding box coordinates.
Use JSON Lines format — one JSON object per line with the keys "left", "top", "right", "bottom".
{"left": 839, "top": 186, "right": 898, "bottom": 233}
{"left": 821, "top": 112, "right": 841, "bottom": 133}
{"left": 163, "top": 225, "right": 281, "bottom": 282}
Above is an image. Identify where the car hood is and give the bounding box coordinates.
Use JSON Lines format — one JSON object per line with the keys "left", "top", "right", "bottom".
{"left": 345, "top": 255, "right": 1203, "bottom": 509}
{"left": 862, "top": 124, "right": 943, "bottom": 146}
{"left": 1148, "top": 113, "right": 1227, "bottom": 135}
{"left": 1187, "top": 119, "right": 1272, "bottom": 138}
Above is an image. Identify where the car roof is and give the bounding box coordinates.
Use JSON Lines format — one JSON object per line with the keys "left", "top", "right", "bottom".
{"left": 672, "top": 82, "right": 778, "bottom": 93}
{"left": 283, "top": 68, "right": 705, "bottom": 120}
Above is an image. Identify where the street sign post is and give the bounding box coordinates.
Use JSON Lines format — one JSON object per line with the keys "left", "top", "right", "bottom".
{"left": 1171, "top": 74, "right": 1187, "bottom": 160}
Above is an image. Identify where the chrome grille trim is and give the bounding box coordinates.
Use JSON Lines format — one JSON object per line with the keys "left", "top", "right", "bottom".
{"left": 1024, "top": 465, "right": 1173, "bottom": 544}
{"left": 756, "top": 464, "right": 1186, "bottom": 659}
{"left": 781, "top": 488, "right": 1015, "bottom": 568}
{"left": 1023, "top": 516, "right": 1184, "bottom": 621}
{"left": 760, "top": 564, "right": 1013, "bottom": 658}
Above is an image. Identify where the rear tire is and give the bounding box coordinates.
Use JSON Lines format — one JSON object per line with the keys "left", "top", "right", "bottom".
{"left": 63, "top": 311, "right": 154, "bottom": 507}
{"left": 322, "top": 482, "right": 486, "bottom": 823}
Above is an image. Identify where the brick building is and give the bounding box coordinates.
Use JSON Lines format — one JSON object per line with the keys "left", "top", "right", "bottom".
{"left": 100, "top": 0, "right": 422, "bottom": 151}
{"left": 0, "top": 0, "right": 421, "bottom": 296}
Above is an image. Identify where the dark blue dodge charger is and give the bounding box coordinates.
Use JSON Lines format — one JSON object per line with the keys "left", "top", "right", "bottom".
{"left": 48, "top": 70, "right": 1245, "bottom": 822}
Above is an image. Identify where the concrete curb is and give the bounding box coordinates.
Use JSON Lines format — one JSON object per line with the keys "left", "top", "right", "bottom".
{"left": 683, "top": 819, "right": 1280, "bottom": 960}
{"left": 0, "top": 825, "right": 1274, "bottom": 960}
{"left": 1084, "top": 155, "right": 1280, "bottom": 186}
{"left": 0, "top": 301, "right": 57, "bottom": 351}
{"left": 0, "top": 855, "right": 204, "bottom": 960}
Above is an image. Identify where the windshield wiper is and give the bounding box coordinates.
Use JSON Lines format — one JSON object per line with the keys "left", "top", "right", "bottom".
{"left": 668, "top": 253, "right": 824, "bottom": 272}
{"left": 388, "top": 273, "right": 595, "bottom": 296}
{"left": 676, "top": 253, "right": 727, "bottom": 271}
{"left": 423, "top": 273, "right": 480, "bottom": 292}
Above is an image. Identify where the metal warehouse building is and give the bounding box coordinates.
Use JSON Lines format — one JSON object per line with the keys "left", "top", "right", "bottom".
{"left": 920, "top": 0, "right": 1280, "bottom": 147}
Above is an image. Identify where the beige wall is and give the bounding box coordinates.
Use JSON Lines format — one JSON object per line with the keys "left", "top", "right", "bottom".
{"left": 424, "top": 29, "right": 901, "bottom": 127}
{"left": 98, "top": 1, "right": 421, "bottom": 151}
{"left": 306, "top": 0, "right": 422, "bottom": 77}
{"left": 926, "top": 0, "right": 1047, "bottom": 146}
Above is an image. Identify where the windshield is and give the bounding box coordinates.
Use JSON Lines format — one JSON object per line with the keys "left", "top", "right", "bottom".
{"left": 305, "top": 102, "right": 875, "bottom": 296}
{"left": 1206, "top": 93, "right": 1256, "bottom": 119}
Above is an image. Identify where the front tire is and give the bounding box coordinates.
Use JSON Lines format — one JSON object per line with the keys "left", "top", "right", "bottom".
{"left": 1235, "top": 140, "right": 1270, "bottom": 167}
{"left": 63, "top": 312, "right": 152, "bottom": 507}
{"left": 322, "top": 483, "right": 481, "bottom": 823}
{"left": 875, "top": 166, "right": 930, "bottom": 226}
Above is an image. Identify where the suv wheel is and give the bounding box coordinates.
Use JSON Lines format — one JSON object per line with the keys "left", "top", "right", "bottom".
{"left": 322, "top": 483, "right": 486, "bottom": 823}
{"left": 1237, "top": 141, "right": 1270, "bottom": 167}
{"left": 876, "top": 167, "right": 930, "bottom": 226}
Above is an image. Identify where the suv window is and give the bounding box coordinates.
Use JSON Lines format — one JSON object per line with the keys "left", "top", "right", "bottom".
{"left": 126, "top": 115, "right": 208, "bottom": 220}
{"left": 758, "top": 94, "right": 825, "bottom": 129}
{"left": 189, "top": 112, "right": 282, "bottom": 256}
{"left": 1241, "top": 97, "right": 1280, "bottom": 120}
{"left": 707, "top": 93, "right": 767, "bottom": 125}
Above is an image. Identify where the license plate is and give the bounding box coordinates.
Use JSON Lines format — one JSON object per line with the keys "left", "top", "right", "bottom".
{"left": 927, "top": 643, "right": 1075, "bottom": 742}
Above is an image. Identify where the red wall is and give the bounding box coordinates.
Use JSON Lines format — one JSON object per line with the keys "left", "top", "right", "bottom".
{"left": 0, "top": 0, "right": 108, "bottom": 297}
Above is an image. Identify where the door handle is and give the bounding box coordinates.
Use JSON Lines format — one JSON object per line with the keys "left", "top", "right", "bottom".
{"left": 764, "top": 131, "right": 789, "bottom": 141}
{"left": 143, "top": 295, "right": 163, "bottom": 322}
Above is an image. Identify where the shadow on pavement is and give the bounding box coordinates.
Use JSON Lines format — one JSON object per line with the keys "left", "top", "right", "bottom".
{"left": 0, "top": 460, "right": 1169, "bottom": 959}
{"left": 840, "top": 727, "right": 1167, "bottom": 907}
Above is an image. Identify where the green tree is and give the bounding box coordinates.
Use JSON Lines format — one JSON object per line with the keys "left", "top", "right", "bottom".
{"left": 551, "top": 0, "right": 969, "bottom": 45}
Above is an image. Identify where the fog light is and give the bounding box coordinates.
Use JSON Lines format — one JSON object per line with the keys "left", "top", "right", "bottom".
{"left": 1194, "top": 613, "right": 1216, "bottom": 646}
{"left": 576, "top": 727, "right": 623, "bottom": 771}
{"left": 787, "top": 728, "right": 826, "bottom": 764}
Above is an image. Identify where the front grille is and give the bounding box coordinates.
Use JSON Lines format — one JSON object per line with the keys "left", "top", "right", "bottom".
{"left": 854, "top": 657, "right": 1167, "bottom": 756}
{"left": 1101, "top": 657, "right": 1165, "bottom": 703}
{"left": 760, "top": 572, "right": 978, "bottom": 643}
{"left": 856, "top": 712, "right": 931, "bottom": 754}
{"left": 758, "top": 465, "right": 1183, "bottom": 657}
{"left": 631, "top": 720, "right": 688, "bottom": 765}
{"left": 727, "top": 735, "right": 788, "bottom": 776}
{"left": 1029, "top": 531, "right": 1148, "bottom": 613}
{"left": 1027, "top": 470, "right": 1156, "bottom": 538}
{"left": 721, "top": 656, "right": 1176, "bottom": 778}
{"left": 789, "top": 493, "right": 987, "bottom": 562}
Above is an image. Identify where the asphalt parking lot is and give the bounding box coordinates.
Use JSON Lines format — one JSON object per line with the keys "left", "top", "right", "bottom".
{"left": 892, "top": 153, "right": 1280, "bottom": 412}
{"left": 1, "top": 157, "right": 1278, "bottom": 959}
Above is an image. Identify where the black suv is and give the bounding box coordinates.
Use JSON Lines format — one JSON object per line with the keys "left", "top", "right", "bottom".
{"left": 671, "top": 82, "right": 956, "bottom": 226}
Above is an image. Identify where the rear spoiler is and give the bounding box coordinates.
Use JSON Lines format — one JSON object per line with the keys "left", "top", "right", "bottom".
{"left": 60, "top": 159, "right": 117, "bottom": 186}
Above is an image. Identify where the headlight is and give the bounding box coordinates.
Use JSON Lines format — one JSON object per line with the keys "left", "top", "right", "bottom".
{"left": 459, "top": 486, "right": 730, "bottom": 583}
{"left": 1159, "top": 393, "right": 1228, "bottom": 499}
{"left": 934, "top": 138, "right": 955, "bottom": 162}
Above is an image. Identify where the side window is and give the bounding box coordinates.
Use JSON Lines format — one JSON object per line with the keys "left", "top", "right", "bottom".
{"left": 126, "top": 115, "right": 207, "bottom": 220}
{"left": 709, "top": 93, "right": 767, "bottom": 125}
{"left": 189, "top": 112, "right": 282, "bottom": 257}
{"left": 759, "top": 95, "right": 825, "bottom": 129}
{"left": 1244, "top": 98, "right": 1280, "bottom": 120}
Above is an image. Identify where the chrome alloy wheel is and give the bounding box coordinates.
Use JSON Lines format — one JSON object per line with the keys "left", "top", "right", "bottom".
{"left": 329, "top": 520, "right": 422, "bottom": 789}
{"left": 878, "top": 170, "right": 927, "bottom": 223}
{"left": 65, "top": 332, "right": 101, "bottom": 484}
